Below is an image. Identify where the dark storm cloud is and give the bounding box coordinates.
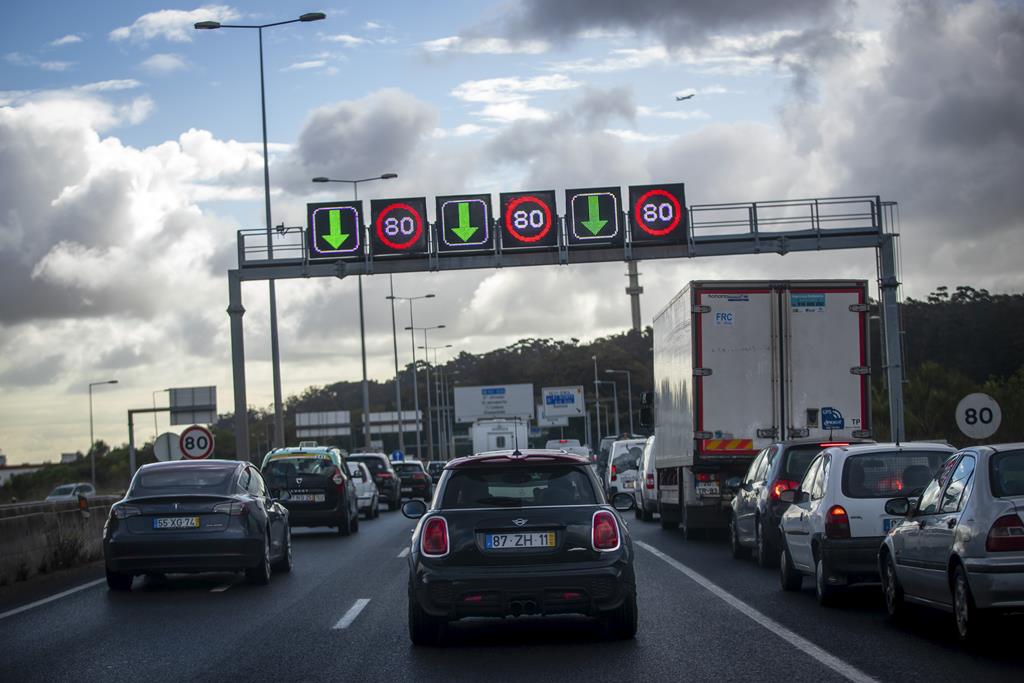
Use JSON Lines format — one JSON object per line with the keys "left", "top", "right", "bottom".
{"left": 0, "top": 353, "right": 65, "bottom": 387}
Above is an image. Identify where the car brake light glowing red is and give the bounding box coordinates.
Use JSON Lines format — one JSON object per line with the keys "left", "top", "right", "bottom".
{"left": 377, "top": 472, "right": 393, "bottom": 479}
{"left": 770, "top": 479, "right": 799, "bottom": 501}
{"left": 825, "top": 505, "right": 851, "bottom": 539}
{"left": 610, "top": 465, "right": 617, "bottom": 481}
{"left": 562, "top": 591, "right": 582, "bottom": 600}
{"left": 986, "top": 513, "right": 1024, "bottom": 552}
{"left": 646, "top": 473, "right": 655, "bottom": 490}
{"left": 819, "top": 443, "right": 849, "bottom": 448}
{"left": 592, "top": 510, "right": 620, "bottom": 551}
{"left": 695, "top": 472, "right": 715, "bottom": 482}
{"left": 421, "top": 517, "right": 449, "bottom": 556}
{"left": 463, "top": 594, "right": 482, "bottom": 603}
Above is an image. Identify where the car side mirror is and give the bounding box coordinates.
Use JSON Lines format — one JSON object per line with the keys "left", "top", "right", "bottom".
{"left": 402, "top": 500, "right": 427, "bottom": 519}
{"left": 778, "top": 489, "right": 802, "bottom": 504}
{"left": 611, "top": 492, "right": 635, "bottom": 512}
{"left": 884, "top": 497, "right": 910, "bottom": 516}
{"left": 724, "top": 476, "right": 741, "bottom": 492}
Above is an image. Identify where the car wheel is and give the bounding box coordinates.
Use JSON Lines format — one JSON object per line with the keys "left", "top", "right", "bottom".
{"left": 245, "top": 532, "right": 272, "bottom": 585}
{"left": 106, "top": 568, "right": 132, "bottom": 591}
{"left": 389, "top": 495, "right": 400, "bottom": 511}
{"left": 350, "top": 506, "right": 360, "bottom": 533}
{"left": 634, "top": 503, "right": 642, "bottom": 520}
{"left": 408, "top": 584, "right": 446, "bottom": 646}
{"left": 641, "top": 503, "right": 653, "bottom": 522}
{"left": 953, "top": 564, "right": 985, "bottom": 641}
{"left": 755, "top": 520, "right": 775, "bottom": 568}
{"left": 815, "top": 556, "right": 839, "bottom": 607}
{"left": 729, "top": 515, "right": 750, "bottom": 559}
{"left": 605, "top": 588, "right": 639, "bottom": 640}
{"left": 780, "top": 542, "right": 802, "bottom": 591}
{"left": 881, "top": 551, "right": 905, "bottom": 621}
{"left": 272, "top": 525, "right": 293, "bottom": 573}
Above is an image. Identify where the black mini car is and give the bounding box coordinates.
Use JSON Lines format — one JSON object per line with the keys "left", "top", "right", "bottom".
{"left": 403, "top": 450, "right": 638, "bottom": 645}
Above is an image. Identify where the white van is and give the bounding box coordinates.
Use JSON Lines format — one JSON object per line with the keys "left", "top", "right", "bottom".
{"left": 633, "top": 436, "right": 657, "bottom": 521}
{"left": 605, "top": 438, "right": 647, "bottom": 497}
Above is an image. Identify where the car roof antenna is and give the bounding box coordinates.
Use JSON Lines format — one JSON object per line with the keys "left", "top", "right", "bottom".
{"left": 512, "top": 416, "right": 522, "bottom": 455}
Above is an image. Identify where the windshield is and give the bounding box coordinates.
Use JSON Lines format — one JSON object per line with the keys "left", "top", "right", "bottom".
{"left": 349, "top": 456, "right": 388, "bottom": 472}
{"left": 49, "top": 485, "right": 75, "bottom": 496}
{"left": 394, "top": 463, "right": 424, "bottom": 474}
{"left": 441, "top": 465, "right": 598, "bottom": 508}
{"left": 131, "top": 467, "right": 234, "bottom": 496}
{"left": 990, "top": 449, "right": 1024, "bottom": 497}
{"left": 842, "top": 451, "right": 947, "bottom": 498}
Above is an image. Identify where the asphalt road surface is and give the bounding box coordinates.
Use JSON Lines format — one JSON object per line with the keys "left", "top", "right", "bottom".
{"left": 2, "top": 508, "right": 1021, "bottom": 682}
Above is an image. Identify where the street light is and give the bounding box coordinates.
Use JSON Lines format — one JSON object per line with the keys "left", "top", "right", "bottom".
{"left": 419, "top": 343, "right": 453, "bottom": 459}
{"left": 592, "top": 356, "right": 601, "bottom": 445}
{"left": 195, "top": 11, "right": 326, "bottom": 451}
{"left": 406, "top": 324, "right": 445, "bottom": 461}
{"left": 596, "top": 379, "right": 621, "bottom": 435}
{"left": 312, "top": 173, "right": 397, "bottom": 449}
{"left": 151, "top": 388, "right": 169, "bottom": 442}
{"left": 88, "top": 379, "right": 118, "bottom": 487}
{"left": 605, "top": 369, "right": 634, "bottom": 434}
{"left": 386, "top": 294, "right": 434, "bottom": 457}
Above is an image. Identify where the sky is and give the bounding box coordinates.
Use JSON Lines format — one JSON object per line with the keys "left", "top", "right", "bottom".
{"left": 1, "top": 0, "right": 1022, "bottom": 464}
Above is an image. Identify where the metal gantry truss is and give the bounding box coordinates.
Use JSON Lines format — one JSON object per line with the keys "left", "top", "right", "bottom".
{"left": 228, "top": 195, "right": 905, "bottom": 460}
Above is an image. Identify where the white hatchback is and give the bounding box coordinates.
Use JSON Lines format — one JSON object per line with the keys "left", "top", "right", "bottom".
{"left": 778, "top": 441, "right": 955, "bottom": 605}
{"left": 346, "top": 461, "right": 380, "bottom": 519}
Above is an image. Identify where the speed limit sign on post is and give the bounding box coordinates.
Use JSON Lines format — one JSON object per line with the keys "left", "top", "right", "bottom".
{"left": 179, "top": 424, "right": 215, "bottom": 460}
{"left": 955, "top": 393, "right": 1002, "bottom": 440}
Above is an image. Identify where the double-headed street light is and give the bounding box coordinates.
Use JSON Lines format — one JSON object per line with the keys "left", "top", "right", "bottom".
{"left": 195, "top": 11, "right": 326, "bottom": 454}
{"left": 405, "top": 323, "right": 445, "bottom": 461}
{"left": 419, "top": 343, "right": 453, "bottom": 459}
{"left": 386, "top": 294, "right": 435, "bottom": 457}
{"left": 88, "top": 379, "right": 118, "bottom": 487}
{"left": 596, "top": 379, "right": 621, "bottom": 435}
{"left": 312, "top": 174, "right": 398, "bottom": 449}
{"left": 605, "top": 369, "right": 634, "bottom": 435}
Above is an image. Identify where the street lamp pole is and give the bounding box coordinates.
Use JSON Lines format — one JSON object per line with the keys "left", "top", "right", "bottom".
{"left": 605, "top": 369, "right": 634, "bottom": 434}
{"left": 388, "top": 275, "right": 404, "bottom": 453}
{"left": 597, "top": 379, "right": 621, "bottom": 435}
{"left": 420, "top": 343, "right": 452, "bottom": 459}
{"left": 88, "top": 379, "right": 118, "bottom": 487}
{"left": 195, "top": 12, "right": 326, "bottom": 449}
{"left": 591, "top": 356, "right": 601, "bottom": 445}
{"left": 386, "top": 294, "right": 435, "bottom": 457}
{"left": 406, "top": 324, "right": 445, "bottom": 461}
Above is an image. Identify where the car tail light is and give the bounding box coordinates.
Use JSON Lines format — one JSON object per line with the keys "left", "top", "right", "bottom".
{"left": 825, "top": 505, "right": 851, "bottom": 539}
{"left": 819, "top": 443, "right": 849, "bottom": 448}
{"left": 421, "top": 516, "right": 449, "bottom": 557}
{"left": 592, "top": 510, "right": 620, "bottom": 551}
{"left": 610, "top": 465, "right": 618, "bottom": 482}
{"left": 413, "top": 472, "right": 429, "bottom": 481}
{"left": 646, "top": 473, "right": 655, "bottom": 490}
{"left": 212, "top": 501, "right": 249, "bottom": 516}
{"left": 695, "top": 472, "right": 715, "bottom": 482}
{"left": 986, "top": 513, "right": 1024, "bottom": 552}
{"left": 877, "top": 476, "right": 903, "bottom": 493}
{"left": 111, "top": 504, "right": 141, "bottom": 520}
{"left": 770, "top": 479, "right": 800, "bottom": 501}
{"left": 332, "top": 469, "right": 345, "bottom": 486}
{"left": 562, "top": 591, "right": 582, "bottom": 600}
{"left": 377, "top": 472, "right": 393, "bottom": 479}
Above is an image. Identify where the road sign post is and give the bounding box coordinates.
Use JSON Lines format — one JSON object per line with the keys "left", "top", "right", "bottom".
{"left": 436, "top": 194, "right": 493, "bottom": 252}
{"left": 371, "top": 197, "right": 429, "bottom": 257}
{"left": 500, "top": 190, "right": 559, "bottom": 250}
{"left": 566, "top": 187, "right": 623, "bottom": 247}
{"left": 955, "top": 393, "right": 1002, "bottom": 440}
{"left": 307, "top": 201, "right": 364, "bottom": 259}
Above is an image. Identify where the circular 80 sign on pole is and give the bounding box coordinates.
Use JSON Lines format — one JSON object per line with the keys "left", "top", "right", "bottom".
{"left": 179, "top": 424, "right": 215, "bottom": 460}
{"left": 370, "top": 196, "right": 429, "bottom": 257}
{"left": 629, "top": 183, "right": 688, "bottom": 245}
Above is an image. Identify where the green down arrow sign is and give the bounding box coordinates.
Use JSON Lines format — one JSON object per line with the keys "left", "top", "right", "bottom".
{"left": 581, "top": 195, "right": 607, "bottom": 235}
{"left": 322, "top": 209, "right": 350, "bottom": 249}
{"left": 451, "top": 202, "right": 479, "bottom": 242}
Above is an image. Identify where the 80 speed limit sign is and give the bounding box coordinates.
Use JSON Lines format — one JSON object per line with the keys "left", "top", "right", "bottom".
{"left": 179, "top": 424, "right": 215, "bottom": 459}
{"left": 955, "top": 393, "right": 1002, "bottom": 440}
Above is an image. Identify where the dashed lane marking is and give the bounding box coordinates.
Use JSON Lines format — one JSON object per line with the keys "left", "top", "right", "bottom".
{"left": 210, "top": 583, "right": 233, "bottom": 593}
{"left": 0, "top": 579, "right": 106, "bottom": 621}
{"left": 333, "top": 598, "right": 371, "bottom": 630}
{"left": 636, "top": 541, "right": 877, "bottom": 683}
{"left": 397, "top": 547, "right": 410, "bottom": 558}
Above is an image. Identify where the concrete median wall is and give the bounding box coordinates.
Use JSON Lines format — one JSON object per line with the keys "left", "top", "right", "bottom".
{"left": 0, "top": 498, "right": 117, "bottom": 585}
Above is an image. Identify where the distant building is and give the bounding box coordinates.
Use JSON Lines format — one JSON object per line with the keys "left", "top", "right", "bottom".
{"left": 0, "top": 462, "right": 45, "bottom": 486}
{"left": 60, "top": 452, "right": 81, "bottom": 464}
{"left": 0, "top": 451, "right": 5, "bottom": 467}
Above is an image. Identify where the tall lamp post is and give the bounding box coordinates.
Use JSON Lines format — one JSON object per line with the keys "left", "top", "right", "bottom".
{"left": 605, "top": 369, "right": 634, "bottom": 434}
{"left": 312, "top": 174, "right": 398, "bottom": 448}
{"left": 591, "top": 355, "right": 601, "bottom": 445}
{"left": 597, "top": 379, "right": 621, "bottom": 435}
{"left": 195, "top": 11, "right": 326, "bottom": 449}
{"left": 88, "top": 379, "right": 118, "bottom": 487}
{"left": 420, "top": 343, "right": 453, "bottom": 460}
{"left": 406, "top": 324, "right": 445, "bottom": 461}
{"left": 386, "top": 294, "right": 435, "bottom": 458}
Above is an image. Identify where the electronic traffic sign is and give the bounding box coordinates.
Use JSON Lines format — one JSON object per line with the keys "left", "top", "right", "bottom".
{"left": 307, "top": 201, "right": 364, "bottom": 260}
{"left": 499, "top": 190, "right": 559, "bottom": 250}
{"left": 628, "top": 183, "right": 688, "bottom": 245}
{"left": 565, "top": 186, "right": 623, "bottom": 247}
{"left": 436, "top": 194, "right": 493, "bottom": 253}
{"left": 370, "top": 197, "right": 429, "bottom": 257}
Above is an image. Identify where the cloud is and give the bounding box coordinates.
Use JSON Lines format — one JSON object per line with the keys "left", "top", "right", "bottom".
{"left": 6, "top": 52, "right": 74, "bottom": 72}
{"left": 451, "top": 74, "right": 579, "bottom": 122}
{"left": 109, "top": 5, "right": 239, "bottom": 42}
{"left": 322, "top": 34, "right": 368, "bottom": 47}
{"left": 282, "top": 59, "right": 327, "bottom": 71}
{"left": 432, "top": 123, "right": 491, "bottom": 139}
{"left": 141, "top": 53, "right": 188, "bottom": 73}
{"left": 637, "top": 105, "right": 711, "bottom": 121}
{"left": 50, "top": 35, "right": 83, "bottom": 47}
{"left": 39, "top": 61, "right": 74, "bottom": 72}
{"left": 75, "top": 79, "right": 143, "bottom": 92}
{"left": 421, "top": 36, "right": 548, "bottom": 55}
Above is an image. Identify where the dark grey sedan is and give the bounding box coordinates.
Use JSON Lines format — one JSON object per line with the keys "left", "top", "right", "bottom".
{"left": 103, "top": 460, "right": 291, "bottom": 590}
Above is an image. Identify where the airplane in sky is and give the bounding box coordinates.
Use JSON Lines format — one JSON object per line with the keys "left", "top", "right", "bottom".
{"left": 675, "top": 94, "right": 695, "bottom": 101}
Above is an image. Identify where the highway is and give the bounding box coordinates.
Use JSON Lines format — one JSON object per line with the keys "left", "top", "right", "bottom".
{"left": 1, "top": 508, "right": 1021, "bottom": 682}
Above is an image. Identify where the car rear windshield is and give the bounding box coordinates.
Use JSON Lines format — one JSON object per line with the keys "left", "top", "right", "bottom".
{"left": 990, "top": 449, "right": 1024, "bottom": 498}
{"left": 394, "top": 463, "right": 424, "bottom": 474}
{"left": 780, "top": 445, "right": 828, "bottom": 480}
{"left": 263, "top": 456, "right": 336, "bottom": 478}
{"left": 612, "top": 445, "right": 644, "bottom": 470}
{"left": 349, "top": 456, "right": 388, "bottom": 472}
{"left": 842, "top": 451, "right": 947, "bottom": 498}
{"left": 132, "top": 467, "right": 234, "bottom": 496}
{"left": 441, "top": 465, "right": 597, "bottom": 509}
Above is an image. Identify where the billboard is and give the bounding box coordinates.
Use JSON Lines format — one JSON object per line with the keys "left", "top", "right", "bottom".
{"left": 169, "top": 386, "right": 217, "bottom": 426}
{"left": 454, "top": 384, "right": 535, "bottom": 423}
{"left": 295, "top": 410, "right": 351, "bottom": 438}
{"left": 541, "top": 385, "right": 585, "bottom": 417}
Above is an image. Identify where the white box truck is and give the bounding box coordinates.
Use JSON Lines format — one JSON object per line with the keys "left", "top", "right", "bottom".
{"left": 471, "top": 418, "right": 529, "bottom": 453}
{"left": 643, "top": 280, "right": 871, "bottom": 537}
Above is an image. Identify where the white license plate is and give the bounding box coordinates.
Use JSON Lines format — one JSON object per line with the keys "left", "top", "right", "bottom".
{"left": 401, "top": 487, "right": 413, "bottom": 493}
{"left": 883, "top": 517, "right": 903, "bottom": 532}
{"left": 153, "top": 516, "right": 199, "bottom": 529}
{"left": 485, "top": 532, "right": 556, "bottom": 549}
{"left": 622, "top": 480, "right": 635, "bottom": 489}
{"left": 696, "top": 483, "right": 720, "bottom": 497}
{"left": 288, "top": 493, "right": 325, "bottom": 503}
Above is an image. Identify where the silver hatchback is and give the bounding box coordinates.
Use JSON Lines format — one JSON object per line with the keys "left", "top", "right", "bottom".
{"left": 879, "top": 443, "right": 1024, "bottom": 640}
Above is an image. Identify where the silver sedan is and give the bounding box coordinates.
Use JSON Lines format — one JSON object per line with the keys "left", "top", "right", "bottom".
{"left": 879, "top": 443, "right": 1024, "bottom": 641}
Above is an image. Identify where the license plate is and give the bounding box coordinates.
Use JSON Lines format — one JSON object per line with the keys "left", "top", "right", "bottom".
{"left": 401, "top": 487, "right": 413, "bottom": 493}
{"left": 288, "top": 493, "right": 325, "bottom": 503}
{"left": 153, "top": 517, "right": 200, "bottom": 529}
{"left": 485, "top": 532, "right": 556, "bottom": 549}
{"left": 883, "top": 517, "right": 903, "bottom": 532}
{"left": 623, "top": 480, "right": 635, "bottom": 489}
{"left": 696, "top": 483, "right": 720, "bottom": 497}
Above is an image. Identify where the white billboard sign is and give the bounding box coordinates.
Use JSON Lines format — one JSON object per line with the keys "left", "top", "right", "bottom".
{"left": 170, "top": 386, "right": 217, "bottom": 426}
{"left": 536, "top": 403, "right": 569, "bottom": 428}
{"left": 295, "top": 410, "right": 351, "bottom": 438}
{"left": 367, "top": 410, "right": 422, "bottom": 434}
{"left": 454, "top": 384, "right": 534, "bottom": 423}
{"left": 541, "top": 386, "right": 585, "bottom": 418}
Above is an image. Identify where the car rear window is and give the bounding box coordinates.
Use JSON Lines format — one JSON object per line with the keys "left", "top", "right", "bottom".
{"left": 842, "top": 451, "right": 947, "bottom": 498}
{"left": 133, "top": 467, "right": 234, "bottom": 495}
{"left": 349, "top": 456, "right": 388, "bottom": 472}
{"left": 441, "top": 465, "right": 597, "bottom": 509}
{"left": 50, "top": 485, "right": 75, "bottom": 496}
{"left": 780, "top": 445, "right": 828, "bottom": 480}
{"left": 263, "top": 456, "right": 336, "bottom": 477}
{"left": 612, "top": 445, "right": 644, "bottom": 470}
{"left": 990, "top": 449, "right": 1024, "bottom": 498}
{"left": 394, "top": 463, "right": 424, "bottom": 474}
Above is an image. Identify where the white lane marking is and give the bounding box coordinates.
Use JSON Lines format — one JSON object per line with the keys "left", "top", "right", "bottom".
{"left": 636, "top": 541, "right": 877, "bottom": 683}
{"left": 0, "top": 578, "right": 106, "bottom": 621}
{"left": 397, "top": 547, "right": 410, "bottom": 558}
{"left": 333, "top": 598, "right": 371, "bottom": 630}
{"left": 210, "top": 583, "right": 233, "bottom": 593}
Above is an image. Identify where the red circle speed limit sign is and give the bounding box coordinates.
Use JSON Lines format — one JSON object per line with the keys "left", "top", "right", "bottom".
{"left": 179, "top": 425, "right": 215, "bottom": 460}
